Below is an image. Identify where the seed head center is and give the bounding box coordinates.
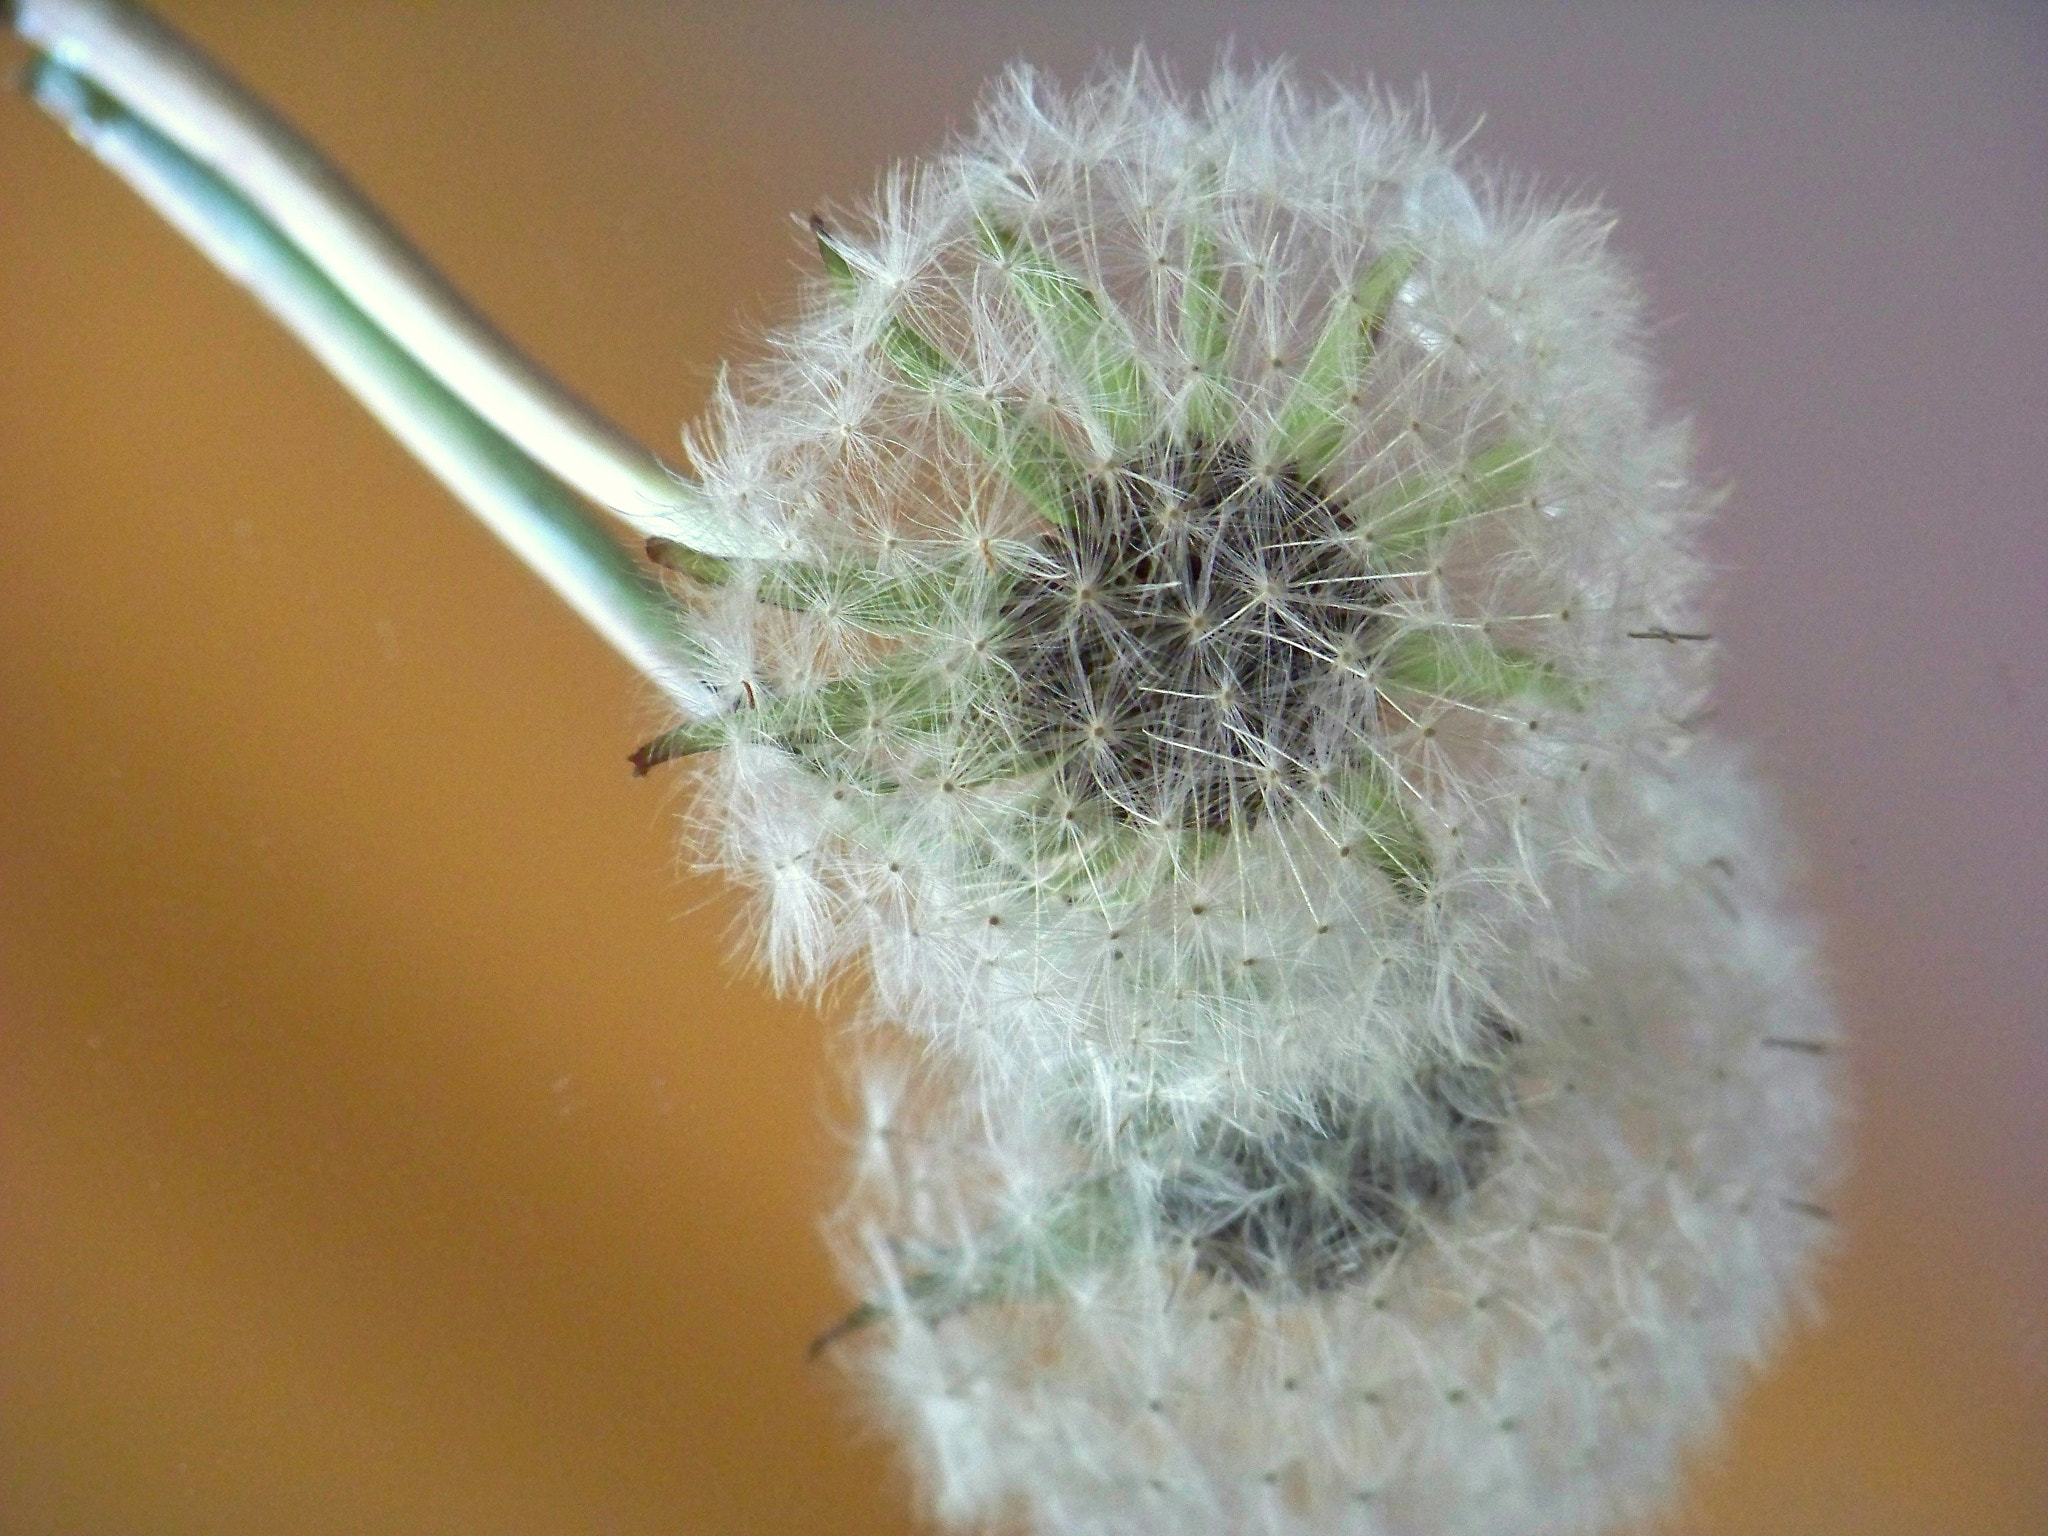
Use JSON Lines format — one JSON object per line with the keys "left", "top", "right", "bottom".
{"left": 1003, "top": 440, "right": 1386, "bottom": 831}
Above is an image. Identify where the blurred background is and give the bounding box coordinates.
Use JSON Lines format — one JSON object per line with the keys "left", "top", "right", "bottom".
{"left": 1, "top": 4, "right": 2042, "bottom": 1533}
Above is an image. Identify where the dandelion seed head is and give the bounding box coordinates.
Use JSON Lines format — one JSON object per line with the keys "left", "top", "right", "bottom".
{"left": 636, "top": 54, "right": 1837, "bottom": 1536}
{"left": 828, "top": 746, "right": 1842, "bottom": 1535}
{"left": 671, "top": 55, "right": 1713, "bottom": 1137}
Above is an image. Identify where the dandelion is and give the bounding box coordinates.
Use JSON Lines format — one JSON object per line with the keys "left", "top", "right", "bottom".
{"left": 14, "top": 8, "right": 1839, "bottom": 1532}
{"left": 829, "top": 745, "right": 1840, "bottom": 1535}
{"left": 664, "top": 60, "right": 1713, "bottom": 1143}
{"left": 654, "top": 64, "right": 1836, "bottom": 1530}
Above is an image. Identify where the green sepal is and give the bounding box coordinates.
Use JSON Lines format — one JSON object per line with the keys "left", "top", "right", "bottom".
{"left": 1333, "top": 757, "right": 1434, "bottom": 896}
{"left": 758, "top": 562, "right": 967, "bottom": 635}
{"left": 1268, "top": 246, "right": 1416, "bottom": 478}
{"left": 978, "top": 218, "right": 1155, "bottom": 452}
{"left": 771, "top": 672, "right": 947, "bottom": 755}
{"left": 634, "top": 659, "right": 955, "bottom": 781}
{"left": 644, "top": 536, "right": 733, "bottom": 586}
{"left": 997, "top": 781, "right": 1146, "bottom": 899}
{"left": 628, "top": 719, "right": 727, "bottom": 776}
{"left": 814, "top": 217, "right": 1084, "bottom": 524}
{"left": 1377, "top": 630, "right": 1562, "bottom": 706}
{"left": 808, "top": 1174, "right": 1133, "bottom": 1356}
{"left": 934, "top": 389, "right": 1084, "bottom": 527}
{"left": 810, "top": 213, "right": 860, "bottom": 296}
{"left": 648, "top": 530, "right": 973, "bottom": 638}
{"left": 1179, "top": 216, "right": 1235, "bottom": 442}
{"left": 1357, "top": 440, "right": 1539, "bottom": 570}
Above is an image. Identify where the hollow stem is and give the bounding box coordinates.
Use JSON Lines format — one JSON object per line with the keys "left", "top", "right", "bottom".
{"left": 22, "top": 55, "right": 720, "bottom": 714}
{"left": 11, "top": 0, "right": 770, "bottom": 558}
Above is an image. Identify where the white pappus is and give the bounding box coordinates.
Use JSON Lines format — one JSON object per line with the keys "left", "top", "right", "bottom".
{"left": 630, "top": 56, "right": 1840, "bottom": 1536}
{"left": 661, "top": 59, "right": 1715, "bottom": 1133}
{"left": 827, "top": 742, "right": 1840, "bottom": 1535}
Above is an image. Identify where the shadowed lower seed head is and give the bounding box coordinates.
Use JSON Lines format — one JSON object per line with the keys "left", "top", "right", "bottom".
{"left": 1160, "top": 1017, "right": 1515, "bottom": 1291}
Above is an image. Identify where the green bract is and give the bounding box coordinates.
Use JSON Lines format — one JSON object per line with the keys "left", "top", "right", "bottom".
{"left": 644, "top": 217, "right": 1555, "bottom": 906}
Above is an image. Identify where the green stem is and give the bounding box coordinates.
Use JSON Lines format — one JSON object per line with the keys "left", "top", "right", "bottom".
{"left": 12, "top": 0, "right": 765, "bottom": 555}
{"left": 24, "top": 56, "right": 716, "bottom": 713}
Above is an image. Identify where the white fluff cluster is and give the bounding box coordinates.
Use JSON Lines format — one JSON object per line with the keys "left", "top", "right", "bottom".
{"left": 828, "top": 745, "right": 1838, "bottom": 1535}
{"left": 668, "top": 60, "right": 1711, "bottom": 1129}
{"left": 642, "top": 57, "right": 1839, "bottom": 1536}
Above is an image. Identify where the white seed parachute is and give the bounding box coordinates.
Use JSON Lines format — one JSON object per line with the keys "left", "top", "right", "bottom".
{"left": 637, "top": 56, "right": 1838, "bottom": 1536}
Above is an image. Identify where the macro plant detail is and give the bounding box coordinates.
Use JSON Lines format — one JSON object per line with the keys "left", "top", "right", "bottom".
{"left": 836, "top": 746, "right": 1836, "bottom": 1534}
{"left": 659, "top": 66, "right": 1721, "bottom": 1160}
{"left": 10, "top": 5, "right": 1841, "bottom": 1534}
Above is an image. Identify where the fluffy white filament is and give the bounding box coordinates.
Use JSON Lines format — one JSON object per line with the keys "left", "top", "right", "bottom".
{"left": 675, "top": 60, "right": 1712, "bottom": 1123}
{"left": 830, "top": 745, "right": 1839, "bottom": 1535}
{"left": 650, "top": 56, "right": 1839, "bottom": 1536}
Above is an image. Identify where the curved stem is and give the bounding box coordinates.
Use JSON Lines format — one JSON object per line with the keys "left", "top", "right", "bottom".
{"left": 12, "top": 0, "right": 771, "bottom": 557}
{"left": 23, "top": 55, "right": 721, "bottom": 715}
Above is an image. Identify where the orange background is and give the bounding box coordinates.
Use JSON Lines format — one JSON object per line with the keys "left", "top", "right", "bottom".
{"left": 2, "top": 5, "right": 2042, "bottom": 1534}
